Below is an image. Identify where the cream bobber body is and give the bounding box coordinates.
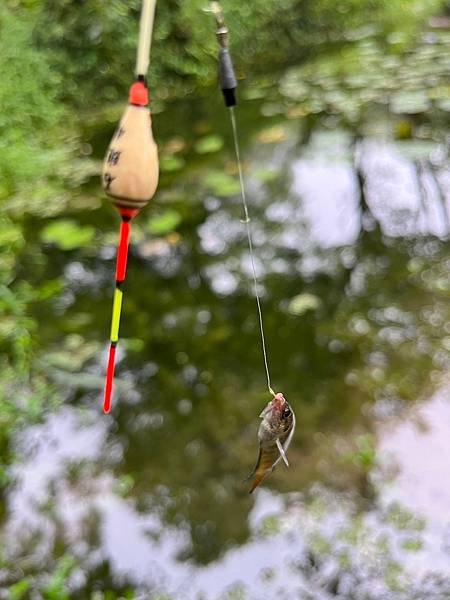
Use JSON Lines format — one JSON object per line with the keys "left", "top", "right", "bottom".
{"left": 102, "top": 81, "right": 159, "bottom": 210}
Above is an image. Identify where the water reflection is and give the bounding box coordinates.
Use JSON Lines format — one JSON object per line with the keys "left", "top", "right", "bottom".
{"left": 7, "top": 385, "right": 450, "bottom": 599}
{"left": 3, "top": 27, "right": 450, "bottom": 598}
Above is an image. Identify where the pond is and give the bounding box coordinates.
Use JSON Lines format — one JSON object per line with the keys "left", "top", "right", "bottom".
{"left": 2, "top": 26, "right": 450, "bottom": 599}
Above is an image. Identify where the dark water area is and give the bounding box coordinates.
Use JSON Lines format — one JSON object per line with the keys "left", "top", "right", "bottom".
{"left": 3, "top": 28, "right": 450, "bottom": 599}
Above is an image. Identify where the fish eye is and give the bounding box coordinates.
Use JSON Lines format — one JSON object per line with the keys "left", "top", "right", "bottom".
{"left": 282, "top": 407, "right": 291, "bottom": 419}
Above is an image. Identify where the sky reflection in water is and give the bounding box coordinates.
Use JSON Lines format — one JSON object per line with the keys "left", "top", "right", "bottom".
{"left": 4, "top": 45, "right": 450, "bottom": 597}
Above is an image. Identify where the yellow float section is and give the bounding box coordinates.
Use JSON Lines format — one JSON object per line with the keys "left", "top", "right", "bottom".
{"left": 110, "top": 288, "right": 123, "bottom": 343}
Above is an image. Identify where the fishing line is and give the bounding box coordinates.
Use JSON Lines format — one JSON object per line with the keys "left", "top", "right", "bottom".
{"left": 229, "top": 107, "right": 276, "bottom": 397}
{"left": 208, "top": 3, "right": 296, "bottom": 491}
{"left": 206, "top": 2, "right": 276, "bottom": 396}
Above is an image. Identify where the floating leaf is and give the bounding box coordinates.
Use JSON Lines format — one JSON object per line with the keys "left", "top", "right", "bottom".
{"left": 394, "top": 140, "right": 437, "bottom": 160}
{"left": 114, "top": 474, "right": 135, "bottom": 497}
{"left": 436, "top": 98, "right": 450, "bottom": 112}
{"left": 40, "top": 219, "right": 95, "bottom": 251}
{"left": 390, "top": 90, "right": 429, "bottom": 115}
{"left": 194, "top": 134, "right": 224, "bottom": 154}
{"left": 257, "top": 126, "right": 288, "bottom": 144}
{"left": 45, "top": 339, "right": 100, "bottom": 372}
{"left": 164, "top": 136, "right": 186, "bottom": 154}
{"left": 123, "top": 338, "right": 145, "bottom": 352}
{"left": 241, "top": 86, "right": 267, "bottom": 101}
{"left": 285, "top": 105, "right": 310, "bottom": 119}
{"left": 401, "top": 539, "right": 423, "bottom": 552}
{"left": 147, "top": 209, "right": 182, "bottom": 235}
{"left": 288, "top": 293, "right": 321, "bottom": 316}
{"left": 204, "top": 171, "right": 240, "bottom": 197}
{"left": 254, "top": 168, "right": 280, "bottom": 184}
{"left": 9, "top": 580, "right": 31, "bottom": 600}
{"left": 160, "top": 156, "right": 186, "bottom": 172}
{"left": 0, "top": 221, "right": 22, "bottom": 247}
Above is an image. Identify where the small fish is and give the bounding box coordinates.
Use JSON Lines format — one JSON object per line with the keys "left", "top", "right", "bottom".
{"left": 248, "top": 392, "right": 296, "bottom": 493}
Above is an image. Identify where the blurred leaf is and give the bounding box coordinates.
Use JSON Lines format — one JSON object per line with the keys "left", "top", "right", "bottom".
{"left": 0, "top": 220, "right": 23, "bottom": 248}
{"left": 148, "top": 210, "right": 182, "bottom": 235}
{"left": 253, "top": 168, "right": 280, "bottom": 184}
{"left": 160, "top": 156, "right": 186, "bottom": 172}
{"left": 9, "top": 580, "right": 31, "bottom": 600}
{"left": 204, "top": 171, "right": 240, "bottom": 197}
{"left": 287, "top": 293, "right": 321, "bottom": 316}
{"left": 42, "top": 555, "right": 76, "bottom": 600}
{"left": 37, "top": 279, "right": 63, "bottom": 301}
{"left": 257, "top": 126, "right": 288, "bottom": 144}
{"left": 114, "top": 474, "right": 135, "bottom": 497}
{"left": 40, "top": 220, "right": 95, "bottom": 251}
{"left": 390, "top": 90, "right": 430, "bottom": 114}
{"left": 401, "top": 538, "right": 423, "bottom": 552}
{"left": 122, "top": 338, "right": 145, "bottom": 352}
{"left": 194, "top": 135, "right": 224, "bottom": 154}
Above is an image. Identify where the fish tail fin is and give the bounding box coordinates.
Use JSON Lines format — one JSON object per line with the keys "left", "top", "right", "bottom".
{"left": 249, "top": 464, "right": 274, "bottom": 493}
{"left": 249, "top": 472, "right": 265, "bottom": 493}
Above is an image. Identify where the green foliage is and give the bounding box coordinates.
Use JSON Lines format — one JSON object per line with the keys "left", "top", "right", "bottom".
{"left": 0, "top": 5, "right": 73, "bottom": 215}
{"left": 204, "top": 170, "right": 241, "bottom": 197}
{"left": 279, "top": 29, "right": 450, "bottom": 127}
{"left": 147, "top": 209, "right": 182, "bottom": 235}
{"left": 194, "top": 134, "right": 224, "bottom": 154}
{"left": 345, "top": 434, "right": 377, "bottom": 473}
{"left": 9, "top": 580, "right": 31, "bottom": 600}
{"left": 160, "top": 155, "right": 186, "bottom": 172}
{"left": 287, "top": 292, "right": 322, "bottom": 316}
{"left": 42, "top": 555, "right": 77, "bottom": 600}
{"left": 40, "top": 219, "right": 96, "bottom": 250}
{"left": 6, "top": 0, "right": 446, "bottom": 109}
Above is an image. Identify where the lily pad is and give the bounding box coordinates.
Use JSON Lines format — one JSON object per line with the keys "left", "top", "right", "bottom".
{"left": 288, "top": 293, "right": 322, "bottom": 316}
{"left": 40, "top": 219, "right": 95, "bottom": 251}
{"left": 257, "top": 126, "right": 288, "bottom": 144}
{"left": 147, "top": 209, "right": 182, "bottom": 235}
{"left": 0, "top": 221, "right": 22, "bottom": 247}
{"left": 436, "top": 98, "right": 450, "bottom": 112}
{"left": 160, "top": 155, "right": 186, "bottom": 172}
{"left": 254, "top": 168, "right": 280, "bottom": 184}
{"left": 390, "top": 90, "right": 430, "bottom": 115}
{"left": 204, "top": 171, "right": 240, "bottom": 197}
{"left": 194, "top": 135, "right": 224, "bottom": 154}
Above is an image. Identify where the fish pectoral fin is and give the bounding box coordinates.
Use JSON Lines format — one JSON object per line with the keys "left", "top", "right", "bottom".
{"left": 276, "top": 438, "right": 289, "bottom": 467}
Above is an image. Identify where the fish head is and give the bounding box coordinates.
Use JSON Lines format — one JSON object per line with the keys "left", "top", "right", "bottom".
{"left": 258, "top": 392, "right": 294, "bottom": 443}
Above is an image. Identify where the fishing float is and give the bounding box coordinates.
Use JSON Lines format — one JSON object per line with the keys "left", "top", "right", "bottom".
{"left": 206, "top": 2, "right": 296, "bottom": 491}
{"left": 101, "top": 0, "right": 159, "bottom": 414}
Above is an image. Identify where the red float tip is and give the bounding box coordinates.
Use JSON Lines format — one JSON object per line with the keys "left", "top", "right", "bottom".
{"left": 103, "top": 344, "right": 117, "bottom": 413}
{"left": 129, "top": 81, "right": 149, "bottom": 106}
{"left": 118, "top": 207, "right": 140, "bottom": 220}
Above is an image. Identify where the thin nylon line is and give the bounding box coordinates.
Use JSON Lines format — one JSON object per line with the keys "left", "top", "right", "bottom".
{"left": 229, "top": 107, "right": 275, "bottom": 397}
